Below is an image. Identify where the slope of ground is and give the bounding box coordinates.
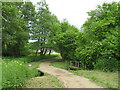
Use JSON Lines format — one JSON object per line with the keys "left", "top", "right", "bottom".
{"left": 38, "top": 60, "right": 103, "bottom": 88}
{"left": 25, "top": 74, "right": 64, "bottom": 88}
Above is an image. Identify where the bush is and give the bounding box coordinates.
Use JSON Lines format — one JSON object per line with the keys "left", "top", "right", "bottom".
{"left": 94, "top": 58, "right": 118, "bottom": 72}
{"left": 2, "top": 59, "right": 37, "bottom": 88}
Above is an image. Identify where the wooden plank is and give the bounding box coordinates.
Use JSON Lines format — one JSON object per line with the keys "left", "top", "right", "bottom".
{"left": 68, "top": 65, "right": 80, "bottom": 70}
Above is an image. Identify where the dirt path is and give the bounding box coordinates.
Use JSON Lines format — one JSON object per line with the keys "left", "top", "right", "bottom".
{"left": 38, "top": 60, "right": 103, "bottom": 88}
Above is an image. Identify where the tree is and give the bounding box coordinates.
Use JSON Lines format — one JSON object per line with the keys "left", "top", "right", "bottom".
{"left": 53, "top": 20, "right": 79, "bottom": 60}
{"left": 2, "top": 2, "right": 35, "bottom": 57}
{"left": 83, "top": 2, "right": 119, "bottom": 59}
{"left": 30, "top": 1, "right": 59, "bottom": 56}
{"left": 75, "top": 2, "right": 119, "bottom": 70}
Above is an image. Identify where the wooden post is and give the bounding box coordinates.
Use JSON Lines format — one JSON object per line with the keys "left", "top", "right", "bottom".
{"left": 75, "top": 61, "right": 77, "bottom": 67}
{"left": 77, "top": 62, "right": 79, "bottom": 68}
{"left": 48, "top": 50, "right": 51, "bottom": 55}
{"left": 78, "top": 61, "right": 79, "bottom": 68}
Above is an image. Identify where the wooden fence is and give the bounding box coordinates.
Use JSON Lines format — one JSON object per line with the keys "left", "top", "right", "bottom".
{"left": 67, "top": 61, "right": 82, "bottom": 70}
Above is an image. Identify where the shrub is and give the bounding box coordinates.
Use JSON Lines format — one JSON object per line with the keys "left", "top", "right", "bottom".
{"left": 94, "top": 57, "right": 118, "bottom": 72}
{"left": 2, "top": 60, "right": 37, "bottom": 88}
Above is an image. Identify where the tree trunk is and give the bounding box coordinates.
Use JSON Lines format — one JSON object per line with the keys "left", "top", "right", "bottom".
{"left": 44, "top": 48, "right": 47, "bottom": 55}
{"left": 36, "top": 49, "right": 38, "bottom": 56}
{"left": 49, "top": 50, "right": 51, "bottom": 55}
{"left": 40, "top": 48, "right": 43, "bottom": 56}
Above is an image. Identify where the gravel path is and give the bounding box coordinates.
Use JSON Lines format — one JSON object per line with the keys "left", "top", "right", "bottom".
{"left": 38, "top": 60, "right": 103, "bottom": 88}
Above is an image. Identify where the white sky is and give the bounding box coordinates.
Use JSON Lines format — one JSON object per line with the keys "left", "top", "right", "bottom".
{"left": 30, "top": 0, "right": 119, "bottom": 29}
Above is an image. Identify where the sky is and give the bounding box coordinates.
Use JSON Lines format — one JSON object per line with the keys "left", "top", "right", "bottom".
{"left": 30, "top": 0, "right": 119, "bottom": 29}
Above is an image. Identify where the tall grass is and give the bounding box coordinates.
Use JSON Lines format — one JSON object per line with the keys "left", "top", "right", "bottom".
{"left": 2, "top": 58, "right": 38, "bottom": 88}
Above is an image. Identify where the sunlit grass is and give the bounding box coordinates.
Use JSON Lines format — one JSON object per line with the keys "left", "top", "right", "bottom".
{"left": 51, "top": 60, "right": 68, "bottom": 69}
{"left": 70, "top": 70, "right": 118, "bottom": 88}
{"left": 25, "top": 74, "right": 64, "bottom": 88}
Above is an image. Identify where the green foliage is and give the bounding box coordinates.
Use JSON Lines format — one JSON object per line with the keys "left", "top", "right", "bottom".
{"left": 75, "top": 2, "right": 119, "bottom": 71}
{"left": 2, "top": 59, "right": 38, "bottom": 88}
{"left": 94, "top": 58, "right": 119, "bottom": 72}
{"left": 30, "top": 1, "right": 59, "bottom": 56}
{"left": 2, "top": 1, "right": 119, "bottom": 73}
{"left": 54, "top": 21, "right": 79, "bottom": 60}
{"left": 51, "top": 2, "right": 119, "bottom": 72}
{"left": 2, "top": 2, "right": 35, "bottom": 57}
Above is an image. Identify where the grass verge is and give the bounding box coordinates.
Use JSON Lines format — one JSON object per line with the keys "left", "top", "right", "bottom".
{"left": 51, "top": 60, "right": 118, "bottom": 88}
{"left": 25, "top": 74, "right": 64, "bottom": 88}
